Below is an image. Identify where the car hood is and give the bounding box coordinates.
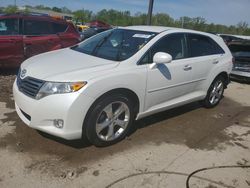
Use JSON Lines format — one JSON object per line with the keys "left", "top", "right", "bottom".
{"left": 21, "top": 48, "right": 119, "bottom": 81}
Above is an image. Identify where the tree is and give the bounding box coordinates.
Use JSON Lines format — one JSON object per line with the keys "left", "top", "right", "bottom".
{"left": 3, "top": 5, "right": 18, "bottom": 14}
{"left": 73, "top": 9, "right": 93, "bottom": 24}
{"left": 52, "top": 7, "right": 62, "bottom": 13}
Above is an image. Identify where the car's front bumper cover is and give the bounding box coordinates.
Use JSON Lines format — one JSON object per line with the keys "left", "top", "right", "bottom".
{"left": 13, "top": 79, "right": 94, "bottom": 140}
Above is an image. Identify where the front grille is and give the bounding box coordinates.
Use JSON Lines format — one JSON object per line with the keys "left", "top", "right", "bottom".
{"left": 17, "top": 72, "right": 45, "bottom": 98}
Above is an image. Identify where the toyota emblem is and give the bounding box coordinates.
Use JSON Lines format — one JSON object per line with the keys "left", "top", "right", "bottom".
{"left": 20, "top": 69, "right": 27, "bottom": 78}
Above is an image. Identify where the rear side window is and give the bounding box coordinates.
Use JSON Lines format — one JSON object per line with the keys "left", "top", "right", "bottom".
{"left": 52, "top": 23, "right": 68, "bottom": 33}
{"left": 0, "top": 18, "right": 19, "bottom": 35}
{"left": 24, "top": 20, "right": 52, "bottom": 35}
{"left": 188, "top": 34, "right": 224, "bottom": 57}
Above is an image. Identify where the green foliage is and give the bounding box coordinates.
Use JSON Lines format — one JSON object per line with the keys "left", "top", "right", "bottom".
{"left": 3, "top": 5, "right": 18, "bottom": 14}
{"left": 52, "top": 7, "right": 62, "bottom": 13}
{"left": 73, "top": 9, "right": 92, "bottom": 24}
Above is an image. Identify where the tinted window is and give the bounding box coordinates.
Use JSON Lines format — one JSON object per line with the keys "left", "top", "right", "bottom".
{"left": 24, "top": 20, "right": 52, "bottom": 35}
{"left": 152, "top": 33, "right": 187, "bottom": 61}
{"left": 52, "top": 23, "right": 67, "bottom": 33}
{"left": 140, "top": 33, "right": 187, "bottom": 64}
{"left": 0, "top": 18, "right": 19, "bottom": 35}
{"left": 72, "top": 29, "right": 157, "bottom": 61}
{"left": 188, "top": 34, "right": 224, "bottom": 57}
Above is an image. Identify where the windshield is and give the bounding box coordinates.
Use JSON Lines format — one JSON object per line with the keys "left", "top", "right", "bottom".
{"left": 72, "top": 29, "right": 157, "bottom": 61}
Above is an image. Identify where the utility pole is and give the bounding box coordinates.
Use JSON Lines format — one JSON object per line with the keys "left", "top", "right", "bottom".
{"left": 147, "top": 0, "right": 154, "bottom": 25}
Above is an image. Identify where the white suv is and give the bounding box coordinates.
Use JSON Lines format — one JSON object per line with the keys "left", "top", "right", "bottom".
{"left": 13, "top": 26, "right": 233, "bottom": 146}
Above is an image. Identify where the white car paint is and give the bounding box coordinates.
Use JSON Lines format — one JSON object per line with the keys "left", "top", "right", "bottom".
{"left": 13, "top": 26, "right": 233, "bottom": 140}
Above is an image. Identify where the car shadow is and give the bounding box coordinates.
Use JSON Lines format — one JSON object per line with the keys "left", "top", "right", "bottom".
{"left": 36, "top": 101, "right": 202, "bottom": 149}
{"left": 157, "top": 63, "right": 172, "bottom": 80}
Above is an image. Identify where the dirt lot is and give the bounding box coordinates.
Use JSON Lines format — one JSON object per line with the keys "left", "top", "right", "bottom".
{"left": 0, "top": 72, "right": 250, "bottom": 188}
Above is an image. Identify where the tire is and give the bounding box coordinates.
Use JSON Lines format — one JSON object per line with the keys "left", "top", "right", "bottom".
{"left": 84, "top": 94, "right": 135, "bottom": 147}
{"left": 202, "top": 76, "right": 225, "bottom": 108}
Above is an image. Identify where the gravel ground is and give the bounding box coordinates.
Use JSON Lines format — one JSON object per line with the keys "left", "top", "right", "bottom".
{"left": 0, "top": 73, "right": 249, "bottom": 188}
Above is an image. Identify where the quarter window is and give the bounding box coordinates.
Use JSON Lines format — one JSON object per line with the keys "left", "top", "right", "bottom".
{"left": 0, "top": 18, "right": 19, "bottom": 35}
{"left": 188, "top": 34, "right": 224, "bottom": 57}
{"left": 52, "top": 23, "right": 67, "bottom": 33}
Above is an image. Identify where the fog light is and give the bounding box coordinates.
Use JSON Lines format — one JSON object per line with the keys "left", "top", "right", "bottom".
{"left": 53, "top": 119, "right": 64, "bottom": 128}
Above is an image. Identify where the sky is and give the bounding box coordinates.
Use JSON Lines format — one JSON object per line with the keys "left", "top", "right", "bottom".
{"left": 0, "top": 0, "right": 250, "bottom": 26}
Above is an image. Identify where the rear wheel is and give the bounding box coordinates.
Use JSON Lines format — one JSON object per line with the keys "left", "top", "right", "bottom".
{"left": 202, "top": 76, "right": 225, "bottom": 108}
{"left": 84, "top": 94, "right": 134, "bottom": 147}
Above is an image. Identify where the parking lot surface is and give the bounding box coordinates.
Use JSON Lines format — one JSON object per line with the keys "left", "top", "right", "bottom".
{"left": 0, "top": 74, "right": 249, "bottom": 188}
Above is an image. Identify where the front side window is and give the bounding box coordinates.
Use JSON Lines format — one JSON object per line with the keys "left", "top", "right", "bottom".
{"left": 72, "top": 29, "right": 157, "bottom": 61}
{"left": 188, "top": 34, "right": 224, "bottom": 57}
{"left": 24, "top": 20, "right": 52, "bottom": 35}
{"left": 0, "top": 18, "right": 19, "bottom": 35}
{"left": 140, "top": 33, "right": 187, "bottom": 64}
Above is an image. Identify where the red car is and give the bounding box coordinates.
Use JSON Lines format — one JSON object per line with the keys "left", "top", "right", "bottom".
{"left": 0, "top": 13, "right": 80, "bottom": 68}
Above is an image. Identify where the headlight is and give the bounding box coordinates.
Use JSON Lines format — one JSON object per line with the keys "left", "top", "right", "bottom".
{"left": 36, "top": 81, "right": 87, "bottom": 100}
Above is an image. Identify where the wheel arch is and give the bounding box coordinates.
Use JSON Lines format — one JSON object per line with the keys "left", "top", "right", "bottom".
{"left": 82, "top": 88, "right": 140, "bottom": 134}
{"left": 214, "top": 71, "right": 230, "bottom": 88}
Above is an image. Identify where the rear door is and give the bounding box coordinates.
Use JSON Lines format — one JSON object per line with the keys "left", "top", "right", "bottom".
{"left": 0, "top": 17, "right": 24, "bottom": 68}
{"left": 23, "top": 18, "right": 61, "bottom": 58}
{"left": 186, "top": 33, "right": 225, "bottom": 91}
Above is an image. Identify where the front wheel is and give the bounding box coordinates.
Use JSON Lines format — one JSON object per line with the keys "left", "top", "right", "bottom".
{"left": 84, "top": 94, "right": 134, "bottom": 147}
{"left": 202, "top": 76, "right": 225, "bottom": 108}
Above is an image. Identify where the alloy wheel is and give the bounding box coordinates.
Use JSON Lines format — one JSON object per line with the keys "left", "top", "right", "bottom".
{"left": 95, "top": 101, "right": 130, "bottom": 141}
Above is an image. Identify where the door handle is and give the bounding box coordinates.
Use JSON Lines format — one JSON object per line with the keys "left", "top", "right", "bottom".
{"left": 213, "top": 60, "right": 219, "bottom": 64}
{"left": 183, "top": 65, "right": 192, "bottom": 71}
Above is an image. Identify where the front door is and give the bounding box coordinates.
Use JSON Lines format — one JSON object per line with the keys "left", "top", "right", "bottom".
{"left": 144, "top": 33, "right": 194, "bottom": 111}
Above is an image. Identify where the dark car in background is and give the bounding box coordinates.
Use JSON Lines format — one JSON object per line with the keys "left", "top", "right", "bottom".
{"left": 229, "top": 41, "right": 250, "bottom": 82}
{"left": 219, "top": 34, "right": 244, "bottom": 44}
{"left": 0, "top": 13, "right": 80, "bottom": 68}
{"left": 80, "top": 27, "right": 111, "bottom": 41}
{"left": 78, "top": 20, "right": 112, "bottom": 41}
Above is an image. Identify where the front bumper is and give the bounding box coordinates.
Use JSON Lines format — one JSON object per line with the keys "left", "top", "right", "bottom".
{"left": 13, "top": 79, "right": 94, "bottom": 140}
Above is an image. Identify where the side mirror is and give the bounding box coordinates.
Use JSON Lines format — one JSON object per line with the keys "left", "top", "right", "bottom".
{"left": 154, "top": 52, "right": 172, "bottom": 64}
{"left": 150, "top": 52, "right": 172, "bottom": 69}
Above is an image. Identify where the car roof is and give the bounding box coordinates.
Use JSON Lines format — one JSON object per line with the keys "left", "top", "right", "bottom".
{"left": 121, "top": 25, "right": 173, "bottom": 33}
{"left": 0, "top": 13, "right": 67, "bottom": 23}
{"left": 121, "top": 25, "right": 210, "bottom": 34}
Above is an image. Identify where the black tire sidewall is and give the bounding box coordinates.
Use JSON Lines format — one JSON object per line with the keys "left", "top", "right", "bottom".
{"left": 84, "top": 94, "right": 135, "bottom": 147}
